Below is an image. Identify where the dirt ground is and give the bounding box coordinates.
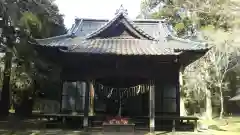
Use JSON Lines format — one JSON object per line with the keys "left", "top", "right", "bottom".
{"left": 0, "top": 116, "right": 239, "bottom": 135}
{"left": 200, "top": 116, "right": 240, "bottom": 135}
{"left": 0, "top": 129, "right": 213, "bottom": 135}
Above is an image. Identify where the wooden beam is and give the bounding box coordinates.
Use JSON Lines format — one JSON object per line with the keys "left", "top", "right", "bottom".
{"left": 149, "top": 80, "right": 155, "bottom": 134}
{"left": 83, "top": 81, "right": 90, "bottom": 131}
{"left": 62, "top": 63, "right": 177, "bottom": 81}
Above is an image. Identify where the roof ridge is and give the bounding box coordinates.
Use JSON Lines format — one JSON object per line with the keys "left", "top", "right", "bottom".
{"left": 84, "top": 13, "right": 121, "bottom": 39}
{"left": 85, "top": 38, "right": 156, "bottom": 41}
{"left": 74, "top": 18, "right": 164, "bottom": 23}
{"left": 122, "top": 14, "right": 156, "bottom": 40}
{"left": 75, "top": 18, "right": 109, "bottom": 22}
{"left": 85, "top": 12, "right": 157, "bottom": 40}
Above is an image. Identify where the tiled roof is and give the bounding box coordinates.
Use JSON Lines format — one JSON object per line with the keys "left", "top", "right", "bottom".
{"left": 35, "top": 7, "right": 209, "bottom": 56}
{"left": 61, "top": 38, "right": 179, "bottom": 55}
{"left": 36, "top": 34, "right": 73, "bottom": 47}
{"left": 53, "top": 37, "right": 207, "bottom": 56}
{"left": 166, "top": 35, "right": 208, "bottom": 51}
{"left": 70, "top": 19, "right": 165, "bottom": 39}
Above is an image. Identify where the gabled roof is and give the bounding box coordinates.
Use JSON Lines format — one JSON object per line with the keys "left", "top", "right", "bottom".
{"left": 85, "top": 10, "right": 155, "bottom": 40}
{"left": 35, "top": 6, "right": 209, "bottom": 57}
{"left": 67, "top": 18, "right": 166, "bottom": 40}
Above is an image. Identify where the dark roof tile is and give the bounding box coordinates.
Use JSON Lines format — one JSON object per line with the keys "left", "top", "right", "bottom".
{"left": 62, "top": 38, "right": 182, "bottom": 55}
{"left": 36, "top": 9, "right": 208, "bottom": 56}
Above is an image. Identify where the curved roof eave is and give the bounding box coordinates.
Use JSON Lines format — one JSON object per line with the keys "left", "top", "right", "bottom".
{"left": 157, "top": 19, "right": 209, "bottom": 51}
{"left": 168, "top": 35, "right": 207, "bottom": 46}
{"left": 35, "top": 19, "right": 83, "bottom": 44}
{"left": 165, "top": 32, "right": 210, "bottom": 52}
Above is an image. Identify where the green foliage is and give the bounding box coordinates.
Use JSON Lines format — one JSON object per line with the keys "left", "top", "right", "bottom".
{"left": 0, "top": 0, "right": 66, "bottom": 38}
{"left": 140, "top": 0, "right": 240, "bottom": 117}
{"left": 151, "top": 11, "right": 162, "bottom": 19}
{"left": 140, "top": 0, "right": 240, "bottom": 36}
{"left": 11, "top": 71, "right": 33, "bottom": 92}
{"left": 20, "top": 12, "right": 42, "bottom": 33}
{"left": 0, "top": 0, "right": 66, "bottom": 112}
{"left": 183, "top": 29, "right": 240, "bottom": 117}
{"left": 174, "top": 22, "right": 185, "bottom": 32}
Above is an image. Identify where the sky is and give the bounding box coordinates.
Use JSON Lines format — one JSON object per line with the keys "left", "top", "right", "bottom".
{"left": 54, "top": 0, "right": 142, "bottom": 28}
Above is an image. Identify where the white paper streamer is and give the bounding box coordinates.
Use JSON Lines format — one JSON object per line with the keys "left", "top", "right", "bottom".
{"left": 107, "top": 88, "right": 114, "bottom": 98}
{"left": 93, "top": 82, "right": 150, "bottom": 99}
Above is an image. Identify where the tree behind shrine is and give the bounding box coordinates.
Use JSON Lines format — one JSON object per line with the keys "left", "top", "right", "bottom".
{"left": 139, "top": 0, "right": 240, "bottom": 119}
{"left": 0, "top": 0, "right": 66, "bottom": 116}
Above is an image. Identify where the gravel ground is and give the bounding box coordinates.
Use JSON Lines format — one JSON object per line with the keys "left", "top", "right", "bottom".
{"left": 0, "top": 129, "right": 213, "bottom": 135}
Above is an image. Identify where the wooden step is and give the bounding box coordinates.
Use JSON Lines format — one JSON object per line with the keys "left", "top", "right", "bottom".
{"left": 89, "top": 126, "right": 103, "bottom": 131}
{"left": 134, "top": 121, "right": 146, "bottom": 124}
{"left": 135, "top": 127, "right": 149, "bottom": 131}
{"left": 92, "top": 121, "right": 103, "bottom": 123}
{"left": 134, "top": 122, "right": 148, "bottom": 126}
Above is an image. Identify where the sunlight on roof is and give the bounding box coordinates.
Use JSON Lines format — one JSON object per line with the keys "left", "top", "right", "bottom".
{"left": 54, "top": 0, "right": 142, "bottom": 28}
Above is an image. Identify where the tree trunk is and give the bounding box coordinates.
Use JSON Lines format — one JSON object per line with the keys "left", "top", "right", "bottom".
{"left": 179, "top": 67, "right": 186, "bottom": 116}
{"left": 219, "top": 86, "right": 224, "bottom": 119}
{"left": 205, "top": 89, "right": 212, "bottom": 120}
{"left": 0, "top": 51, "right": 13, "bottom": 117}
{"left": 15, "top": 92, "right": 33, "bottom": 117}
{"left": 180, "top": 97, "right": 187, "bottom": 116}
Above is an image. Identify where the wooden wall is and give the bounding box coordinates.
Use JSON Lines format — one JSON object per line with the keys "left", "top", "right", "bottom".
{"left": 59, "top": 59, "right": 181, "bottom": 116}
{"left": 60, "top": 76, "right": 180, "bottom": 116}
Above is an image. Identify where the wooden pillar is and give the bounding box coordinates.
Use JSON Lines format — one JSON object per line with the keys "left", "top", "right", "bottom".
{"left": 194, "top": 120, "right": 197, "bottom": 132}
{"left": 89, "top": 82, "right": 94, "bottom": 116}
{"left": 84, "top": 81, "right": 90, "bottom": 131}
{"left": 149, "top": 80, "right": 155, "bottom": 134}
{"left": 59, "top": 80, "right": 63, "bottom": 113}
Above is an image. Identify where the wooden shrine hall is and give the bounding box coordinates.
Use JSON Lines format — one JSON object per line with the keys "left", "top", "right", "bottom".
{"left": 35, "top": 6, "right": 209, "bottom": 132}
